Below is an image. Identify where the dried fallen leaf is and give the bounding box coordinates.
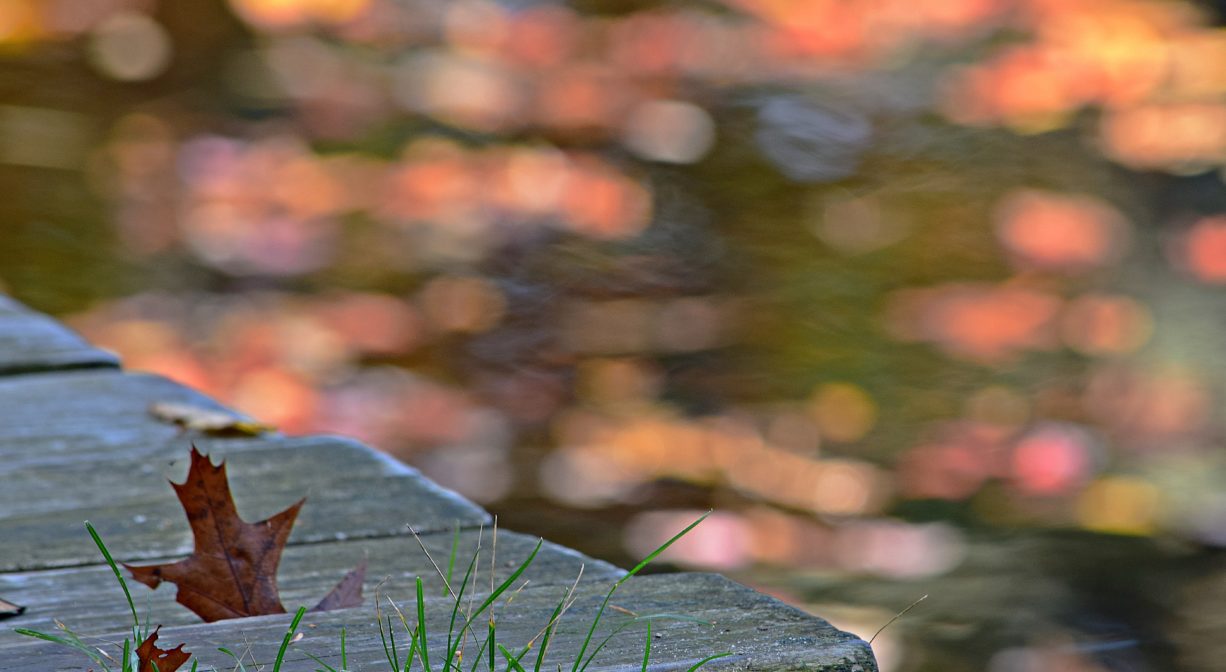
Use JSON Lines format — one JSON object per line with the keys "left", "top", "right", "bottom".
{"left": 149, "top": 402, "right": 274, "bottom": 436}
{"left": 0, "top": 596, "right": 24, "bottom": 620}
{"left": 312, "top": 558, "right": 367, "bottom": 612}
{"left": 136, "top": 626, "right": 191, "bottom": 672}
{"left": 126, "top": 447, "right": 364, "bottom": 621}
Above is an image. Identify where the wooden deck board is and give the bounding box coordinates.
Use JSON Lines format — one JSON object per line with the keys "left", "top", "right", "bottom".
{"left": 0, "top": 371, "right": 488, "bottom": 571}
{"left": 0, "top": 296, "right": 119, "bottom": 374}
{"left": 0, "top": 369, "right": 258, "bottom": 473}
{"left": 2, "top": 573, "right": 876, "bottom": 672}
{"left": 0, "top": 531, "right": 622, "bottom": 648}
{"left": 0, "top": 469, "right": 487, "bottom": 572}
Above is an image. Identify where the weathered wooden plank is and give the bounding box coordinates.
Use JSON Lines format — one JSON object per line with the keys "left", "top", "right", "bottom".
{"left": 2, "top": 573, "right": 877, "bottom": 671}
{"left": 0, "top": 530, "right": 622, "bottom": 648}
{"left": 0, "top": 370, "right": 247, "bottom": 473}
{"left": 0, "top": 435, "right": 477, "bottom": 521}
{"left": 0, "top": 296, "right": 120, "bottom": 374}
{"left": 0, "top": 469, "right": 488, "bottom": 572}
{"left": 0, "top": 371, "right": 488, "bottom": 571}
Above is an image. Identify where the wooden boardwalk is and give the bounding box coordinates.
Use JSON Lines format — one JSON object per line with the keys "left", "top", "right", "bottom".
{"left": 0, "top": 295, "right": 877, "bottom": 671}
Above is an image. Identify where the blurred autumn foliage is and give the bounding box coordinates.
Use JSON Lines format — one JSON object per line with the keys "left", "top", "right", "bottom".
{"left": 6, "top": 0, "right": 1226, "bottom": 668}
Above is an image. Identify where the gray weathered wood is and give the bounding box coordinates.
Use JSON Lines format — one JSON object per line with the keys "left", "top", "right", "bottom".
{"left": 0, "top": 369, "right": 260, "bottom": 473}
{"left": 0, "top": 371, "right": 488, "bottom": 571}
{"left": 0, "top": 530, "right": 622, "bottom": 648}
{"left": 0, "top": 295, "right": 119, "bottom": 373}
{"left": 0, "top": 433, "right": 488, "bottom": 572}
{"left": 2, "top": 573, "right": 876, "bottom": 671}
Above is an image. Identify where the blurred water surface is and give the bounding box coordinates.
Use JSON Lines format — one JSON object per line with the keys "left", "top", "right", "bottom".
{"left": 6, "top": 0, "right": 1226, "bottom": 669}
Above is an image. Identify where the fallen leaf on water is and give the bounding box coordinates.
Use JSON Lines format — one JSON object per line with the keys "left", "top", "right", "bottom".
{"left": 136, "top": 626, "right": 190, "bottom": 672}
{"left": 0, "top": 596, "right": 24, "bottom": 620}
{"left": 149, "top": 402, "right": 274, "bottom": 436}
{"left": 126, "top": 447, "right": 365, "bottom": 621}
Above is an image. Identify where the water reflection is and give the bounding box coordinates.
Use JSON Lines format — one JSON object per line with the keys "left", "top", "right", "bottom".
{"left": 6, "top": 0, "right": 1226, "bottom": 670}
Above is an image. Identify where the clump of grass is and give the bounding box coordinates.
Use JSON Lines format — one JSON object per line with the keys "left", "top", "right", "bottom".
{"left": 305, "top": 511, "right": 732, "bottom": 672}
{"left": 18, "top": 513, "right": 730, "bottom": 672}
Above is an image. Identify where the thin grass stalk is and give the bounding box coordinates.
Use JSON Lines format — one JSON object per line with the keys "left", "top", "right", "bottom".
{"left": 497, "top": 644, "right": 529, "bottom": 672}
{"left": 446, "top": 524, "right": 460, "bottom": 598}
{"left": 415, "top": 577, "right": 432, "bottom": 672}
{"left": 407, "top": 525, "right": 458, "bottom": 600}
{"left": 445, "top": 549, "right": 482, "bottom": 664}
{"left": 85, "top": 521, "right": 140, "bottom": 635}
{"left": 570, "top": 512, "right": 709, "bottom": 672}
{"left": 639, "top": 621, "right": 652, "bottom": 672}
{"left": 486, "top": 620, "right": 496, "bottom": 672}
{"left": 465, "top": 634, "right": 491, "bottom": 672}
{"left": 12, "top": 628, "right": 114, "bottom": 672}
{"left": 685, "top": 652, "right": 734, "bottom": 671}
{"left": 271, "top": 606, "right": 306, "bottom": 672}
{"left": 302, "top": 651, "right": 339, "bottom": 672}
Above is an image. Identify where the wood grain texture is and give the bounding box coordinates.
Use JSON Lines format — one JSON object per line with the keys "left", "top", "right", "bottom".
{"left": 2, "top": 573, "right": 877, "bottom": 671}
{"left": 0, "top": 371, "right": 488, "bottom": 571}
{"left": 0, "top": 369, "right": 264, "bottom": 474}
{"left": 0, "top": 296, "right": 119, "bottom": 373}
{"left": 0, "top": 530, "right": 623, "bottom": 648}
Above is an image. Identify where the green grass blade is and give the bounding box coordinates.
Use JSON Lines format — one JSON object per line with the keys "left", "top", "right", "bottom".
{"left": 568, "top": 589, "right": 617, "bottom": 672}
{"left": 578, "top": 613, "right": 711, "bottom": 672}
{"left": 446, "top": 523, "right": 460, "bottom": 597}
{"left": 218, "top": 647, "right": 249, "bottom": 672}
{"left": 85, "top": 521, "right": 140, "bottom": 632}
{"left": 416, "top": 577, "right": 432, "bottom": 672}
{"left": 341, "top": 626, "right": 348, "bottom": 670}
{"left": 403, "top": 628, "right": 420, "bottom": 672}
{"left": 382, "top": 614, "right": 401, "bottom": 672}
{"left": 445, "top": 550, "right": 482, "bottom": 664}
{"left": 303, "top": 651, "right": 340, "bottom": 672}
{"left": 576, "top": 615, "right": 642, "bottom": 672}
{"left": 486, "top": 619, "right": 495, "bottom": 672}
{"left": 464, "top": 631, "right": 491, "bottom": 672}
{"left": 572, "top": 512, "right": 709, "bottom": 672}
{"left": 685, "top": 652, "right": 734, "bottom": 671}
{"left": 13, "top": 628, "right": 114, "bottom": 672}
{"left": 617, "top": 511, "right": 709, "bottom": 586}
{"left": 629, "top": 613, "right": 712, "bottom": 626}
{"left": 640, "top": 622, "right": 651, "bottom": 672}
{"left": 531, "top": 591, "right": 570, "bottom": 672}
{"left": 272, "top": 606, "right": 307, "bottom": 672}
{"left": 455, "top": 539, "right": 541, "bottom": 643}
{"left": 497, "top": 644, "right": 529, "bottom": 672}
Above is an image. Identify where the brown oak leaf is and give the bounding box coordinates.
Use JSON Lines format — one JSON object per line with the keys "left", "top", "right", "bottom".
{"left": 136, "top": 626, "right": 191, "bottom": 672}
{"left": 126, "top": 446, "right": 365, "bottom": 622}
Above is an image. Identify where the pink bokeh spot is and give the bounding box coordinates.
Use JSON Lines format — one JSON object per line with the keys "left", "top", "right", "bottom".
{"left": 1011, "top": 424, "right": 1094, "bottom": 496}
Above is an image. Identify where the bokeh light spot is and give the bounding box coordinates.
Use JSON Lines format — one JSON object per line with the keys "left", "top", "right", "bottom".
{"left": 809, "top": 382, "right": 877, "bottom": 443}
{"left": 1076, "top": 475, "right": 1160, "bottom": 535}
{"left": 1011, "top": 423, "right": 1095, "bottom": 496}
{"left": 994, "top": 189, "right": 1127, "bottom": 272}
{"left": 621, "top": 99, "right": 716, "bottom": 164}
{"left": 88, "top": 12, "right": 172, "bottom": 82}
